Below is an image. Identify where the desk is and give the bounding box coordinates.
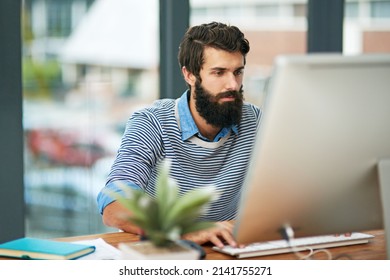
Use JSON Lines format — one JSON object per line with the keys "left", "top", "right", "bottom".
{"left": 0, "top": 229, "right": 385, "bottom": 260}
{"left": 55, "top": 229, "right": 386, "bottom": 260}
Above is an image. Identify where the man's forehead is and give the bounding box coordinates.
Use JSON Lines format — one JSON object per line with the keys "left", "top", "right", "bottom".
{"left": 202, "top": 47, "right": 244, "bottom": 68}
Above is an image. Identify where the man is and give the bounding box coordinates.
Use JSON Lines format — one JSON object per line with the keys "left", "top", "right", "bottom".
{"left": 97, "top": 22, "right": 261, "bottom": 248}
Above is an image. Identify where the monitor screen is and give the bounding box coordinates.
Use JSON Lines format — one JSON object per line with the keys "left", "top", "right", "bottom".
{"left": 234, "top": 54, "right": 390, "bottom": 245}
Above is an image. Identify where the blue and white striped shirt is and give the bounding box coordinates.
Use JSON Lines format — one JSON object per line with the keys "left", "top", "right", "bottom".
{"left": 97, "top": 91, "right": 261, "bottom": 221}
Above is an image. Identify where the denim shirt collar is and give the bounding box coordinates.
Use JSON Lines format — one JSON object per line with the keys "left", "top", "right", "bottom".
{"left": 177, "top": 91, "right": 238, "bottom": 142}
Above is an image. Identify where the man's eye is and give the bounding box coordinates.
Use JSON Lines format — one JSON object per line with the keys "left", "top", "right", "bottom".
{"left": 235, "top": 69, "right": 244, "bottom": 76}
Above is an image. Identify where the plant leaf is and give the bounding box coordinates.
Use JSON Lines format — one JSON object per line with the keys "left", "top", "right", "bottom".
{"left": 164, "top": 186, "right": 216, "bottom": 228}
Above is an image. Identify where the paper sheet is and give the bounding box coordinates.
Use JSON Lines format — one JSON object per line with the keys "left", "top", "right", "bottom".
{"left": 72, "top": 238, "right": 121, "bottom": 260}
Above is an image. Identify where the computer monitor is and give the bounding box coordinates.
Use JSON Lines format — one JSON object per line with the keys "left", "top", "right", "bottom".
{"left": 234, "top": 54, "right": 390, "bottom": 254}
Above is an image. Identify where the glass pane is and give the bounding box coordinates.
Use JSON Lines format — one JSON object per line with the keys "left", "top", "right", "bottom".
{"left": 190, "top": 0, "right": 308, "bottom": 107}
{"left": 371, "top": 0, "right": 390, "bottom": 18}
{"left": 22, "top": 0, "right": 159, "bottom": 238}
{"left": 344, "top": 0, "right": 390, "bottom": 55}
{"left": 345, "top": 2, "right": 359, "bottom": 18}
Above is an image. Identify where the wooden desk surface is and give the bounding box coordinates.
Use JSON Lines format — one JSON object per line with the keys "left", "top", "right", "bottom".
{"left": 0, "top": 229, "right": 385, "bottom": 260}
{"left": 54, "top": 229, "right": 386, "bottom": 260}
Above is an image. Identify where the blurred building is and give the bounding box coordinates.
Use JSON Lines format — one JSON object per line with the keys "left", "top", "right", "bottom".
{"left": 23, "top": 0, "right": 95, "bottom": 60}
{"left": 24, "top": 0, "right": 390, "bottom": 106}
{"left": 191, "top": 0, "right": 390, "bottom": 104}
{"left": 59, "top": 0, "right": 159, "bottom": 110}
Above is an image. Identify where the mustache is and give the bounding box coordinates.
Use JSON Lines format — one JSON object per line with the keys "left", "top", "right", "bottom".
{"left": 215, "top": 90, "right": 244, "bottom": 101}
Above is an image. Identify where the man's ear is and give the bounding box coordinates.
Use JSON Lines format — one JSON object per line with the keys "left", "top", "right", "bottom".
{"left": 181, "top": 66, "right": 196, "bottom": 87}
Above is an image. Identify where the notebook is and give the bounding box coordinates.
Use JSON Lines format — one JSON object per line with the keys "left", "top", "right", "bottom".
{"left": 213, "top": 232, "right": 374, "bottom": 259}
{"left": 0, "top": 237, "right": 96, "bottom": 260}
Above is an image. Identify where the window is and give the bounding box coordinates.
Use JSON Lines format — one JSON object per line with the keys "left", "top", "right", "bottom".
{"left": 345, "top": 2, "right": 359, "bottom": 18}
{"left": 47, "top": 0, "right": 72, "bottom": 37}
{"left": 22, "top": 0, "right": 159, "bottom": 238}
{"left": 371, "top": 1, "right": 390, "bottom": 18}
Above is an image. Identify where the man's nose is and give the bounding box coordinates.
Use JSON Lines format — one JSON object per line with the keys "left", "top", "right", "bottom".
{"left": 225, "top": 73, "right": 240, "bottom": 91}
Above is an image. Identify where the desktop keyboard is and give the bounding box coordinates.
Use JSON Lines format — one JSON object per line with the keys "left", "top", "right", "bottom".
{"left": 213, "top": 232, "right": 374, "bottom": 259}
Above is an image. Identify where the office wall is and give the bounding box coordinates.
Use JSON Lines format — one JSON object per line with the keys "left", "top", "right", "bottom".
{"left": 0, "top": 0, "right": 25, "bottom": 242}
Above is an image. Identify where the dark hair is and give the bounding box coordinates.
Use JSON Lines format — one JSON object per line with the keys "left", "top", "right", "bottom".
{"left": 178, "top": 22, "right": 250, "bottom": 80}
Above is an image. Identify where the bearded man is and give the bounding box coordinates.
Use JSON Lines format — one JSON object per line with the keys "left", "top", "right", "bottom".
{"left": 97, "top": 22, "right": 261, "bottom": 248}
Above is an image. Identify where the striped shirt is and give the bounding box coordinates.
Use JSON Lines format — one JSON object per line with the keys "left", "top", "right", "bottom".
{"left": 97, "top": 91, "right": 261, "bottom": 221}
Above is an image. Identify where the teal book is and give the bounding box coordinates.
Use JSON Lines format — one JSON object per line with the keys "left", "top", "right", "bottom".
{"left": 0, "top": 237, "right": 95, "bottom": 260}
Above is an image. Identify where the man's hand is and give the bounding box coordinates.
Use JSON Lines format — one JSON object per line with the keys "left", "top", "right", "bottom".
{"left": 182, "top": 221, "right": 239, "bottom": 248}
{"left": 103, "top": 205, "right": 240, "bottom": 248}
{"left": 102, "top": 201, "right": 143, "bottom": 235}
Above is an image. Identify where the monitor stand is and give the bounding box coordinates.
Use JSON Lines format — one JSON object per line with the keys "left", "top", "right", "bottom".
{"left": 378, "top": 159, "right": 390, "bottom": 260}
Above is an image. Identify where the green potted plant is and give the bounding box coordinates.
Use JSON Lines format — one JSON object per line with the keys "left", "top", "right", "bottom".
{"left": 109, "top": 160, "right": 218, "bottom": 259}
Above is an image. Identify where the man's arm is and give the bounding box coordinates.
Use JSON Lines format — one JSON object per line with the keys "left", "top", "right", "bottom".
{"left": 101, "top": 201, "right": 143, "bottom": 235}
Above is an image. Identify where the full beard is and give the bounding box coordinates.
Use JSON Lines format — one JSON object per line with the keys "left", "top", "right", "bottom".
{"left": 194, "top": 80, "right": 244, "bottom": 128}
